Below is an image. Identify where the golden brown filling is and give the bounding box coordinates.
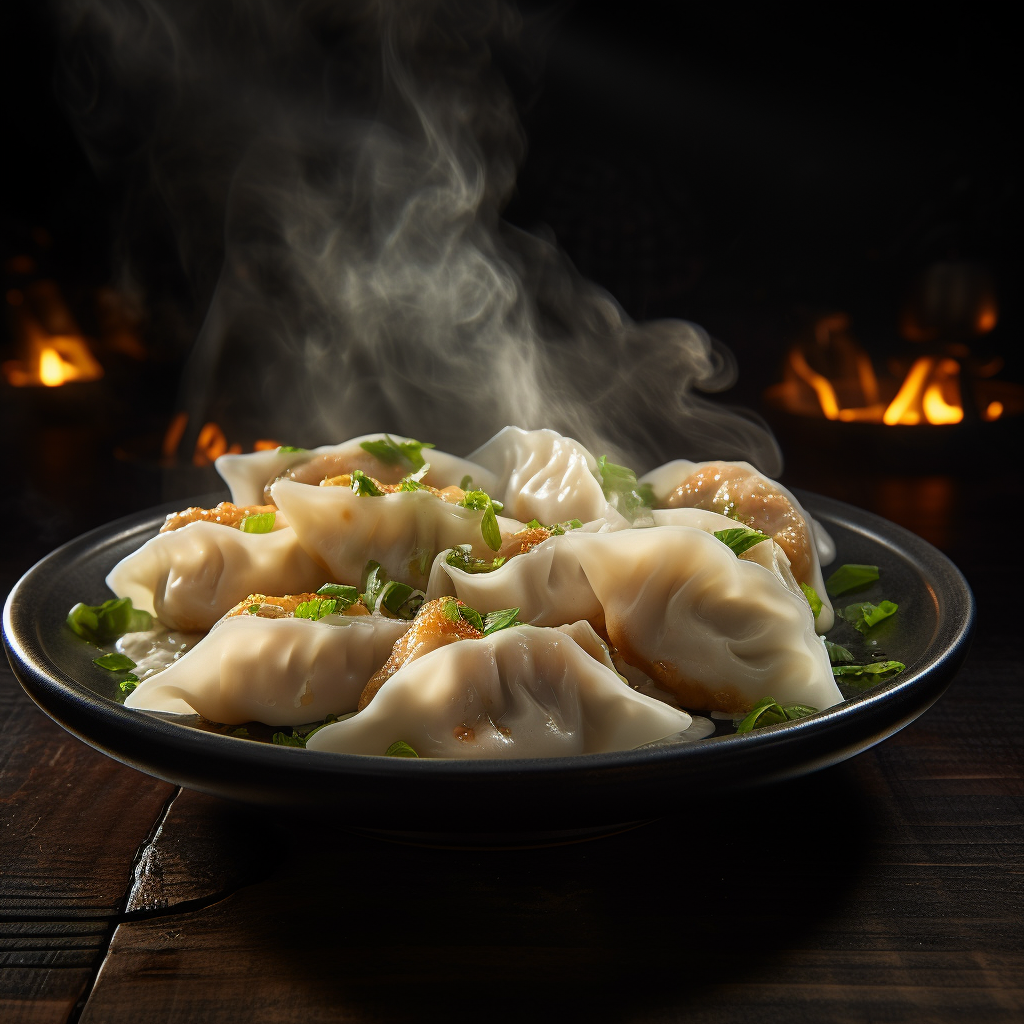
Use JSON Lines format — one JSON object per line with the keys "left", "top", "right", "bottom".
{"left": 495, "top": 526, "right": 552, "bottom": 560}
{"left": 222, "top": 592, "right": 369, "bottom": 619}
{"left": 663, "top": 462, "right": 814, "bottom": 585}
{"left": 160, "top": 502, "right": 280, "bottom": 533}
{"left": 319, "top": 473, "right": 466, "bottom": 504}
{"left": 357, "top": 596, "right": 483, "bottom": 711}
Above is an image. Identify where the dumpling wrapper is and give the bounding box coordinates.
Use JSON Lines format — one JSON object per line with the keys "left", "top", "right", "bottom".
{"left": 640, "top": 459, "right": 835, "bottom": 631}
{"left": 216, "top": 433, "right": 496, "bottom": 507}
{"left": 106, "top": 522, "right": 327, "bottom": 632}
{"left": 468, "top": 426, "right": 628, "bottom": 528}
{"left": 125, "top": 613, "right": 411, "bottom": 725}
{"left": 272, "top": 478, "right": 521, "bottom": 590}
{"left": 649, "top": 506, "right": 832, "bottom": 633}
{"left": 305, "top": 625, "right": 693, "bottom": 758}
{"left": 566, "top": 526, "right": 842, "bottom": 714}
{"left": 424, "top": 520, "right": 613, "bottom": 627}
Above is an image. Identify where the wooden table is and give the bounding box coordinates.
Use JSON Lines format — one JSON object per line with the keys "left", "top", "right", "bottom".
{"left": 2, "top": 455, "right": 1021, "bottom": 1023}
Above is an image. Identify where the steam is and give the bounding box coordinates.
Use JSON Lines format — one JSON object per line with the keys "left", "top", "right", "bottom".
{"left": 54, "top": 0, "right": 781, "bottom": 474}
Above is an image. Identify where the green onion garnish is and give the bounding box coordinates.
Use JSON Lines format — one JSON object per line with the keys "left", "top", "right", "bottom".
{"left": 350, "top": 469, "right": 385, "bottom": 497}
{"left": 445, "top": 546, "right": 506, "bottom": 574}
{"left": 239, "top": 511, "right": 276, "bottom": 533}
{"left": 359, "top": 435, "right": 435, "bottom": 471}
{"left": 595, "top": 455, "right": 655, "bottom": 523}
{"left": 735, "top": 697, "right": 818, "bottom": 733}
{"left": 459, "top": 490, "right": 503, "bottom": 552}
{"left": 93, "top": 652, "right": 137, "bottom": 672}
{"left": 840, "top": 600, "right": 898, "bottom": 634}
{"left": 293, "top": 598, "right": 338, "bottom": 621}
{"left": 67, "top": 597, "right": 153, "bottom": 644}
{"left": 801, "top": 583, "right": 823, "bottom": 617}
{"left": 384, "top": 740, "right": 419, "bottom": 757}
{"left": 714, "top": 526, "right": 770, "bottom": 556}
{"left": 832, "top": 660, "right": 906, "bottom": 684}
{"left": 825, "top": 564, "right": 880, "bottom": 597}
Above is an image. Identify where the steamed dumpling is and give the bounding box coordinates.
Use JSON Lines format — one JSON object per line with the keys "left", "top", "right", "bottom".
{"left": 640, "top": 459, "right": 835, "bottom": 630}
{"left": 424, "top": 522, "right": 610, "bottom": 627}
{"left": 124, "top": 613, "right": 410, "bottom": 725}
{"left": 271, "top": 478, "right": 520, "bottom": 590}
{"left": 216, "top": 433, "right": 496, "bottom": 507}
{"left": 469, "top": 426, "right": 627, "bottom": 527}
{"left": 305, "top": 625, "right": 693, "bottom": 758}
{"left": 106, "top": 522, "right": 327, "bottom": 632}
{"left": 566, "top": 526, "right": 842, "bottom": 714}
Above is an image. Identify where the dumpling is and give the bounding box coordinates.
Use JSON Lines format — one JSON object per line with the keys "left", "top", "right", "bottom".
{"left": 216, "top": 433, "right": 497, "bottom": 507}
{"left": 106, "top": 521, "right": 327, "bottom": 632}
{"left": 124, "top": 612, "right": 410, "bottom": 725}
{"left": 468, "top": 426, "right": 627, "bottom": 527}
{"left": 640, "top": 459, "right": 835, "bottom": 630}
{"left": 565, "top": 525, "right": 842, "bottom": 714}
{"left": 271, "top": 478, "right": 521, "bottom": 590}
{"left": 648, "top": 506, "right": 830, "bottom": 632}
{"left": 305, "top": 624, "right": 693, "bottom": 758}
{"left": 424, "top": 522, "right": 609, "bottom": 628}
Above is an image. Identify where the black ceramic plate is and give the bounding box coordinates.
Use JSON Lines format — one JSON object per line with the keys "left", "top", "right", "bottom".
{"left": 3, "top": 491, "right": 974, "bottom": 836}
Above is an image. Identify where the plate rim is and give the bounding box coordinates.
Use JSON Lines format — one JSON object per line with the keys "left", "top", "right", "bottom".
{"left": 2, "top": 490, "right": 976, "bottom": 808}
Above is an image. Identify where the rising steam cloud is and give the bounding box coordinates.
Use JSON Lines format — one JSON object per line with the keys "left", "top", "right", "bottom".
{"left": 54, "top": 0, "right": 782, "bottom": 474}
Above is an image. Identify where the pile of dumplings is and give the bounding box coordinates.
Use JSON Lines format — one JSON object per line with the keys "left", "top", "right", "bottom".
{"left": 110, "top": 427, "right": 844, "bottom": 759}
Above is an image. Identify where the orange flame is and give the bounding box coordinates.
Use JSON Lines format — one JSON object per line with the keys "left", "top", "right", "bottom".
{"left": 2, "top": 329, "right": 104, "bottom": 387}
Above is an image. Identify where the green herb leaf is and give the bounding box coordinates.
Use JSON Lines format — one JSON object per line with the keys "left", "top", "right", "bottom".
{"left": 460, "top": 475, "right": 473, "bottom": 490}
{"left": 359, "top": 434, "right": 435, "bottom": 471}
{"left": 350, "top": 469, "right": 385, "bottom": 497}
{"left": 526, "top": 519, "right": 542, "bottom": 529}
{"left": 824, "top": 640, "right": 855, "bottom": 664}
{"left": 384, "top": 740, "right": 419, "bottom": 757}
{"left": 445, "top": 546, "right": 506, "bottom": 574}
{"left": 482, "top": 607, "right": 520, "bottom": 635}
{"left": 832, "top": 660, "right": 906, "bottom": 683}
{"left": 278, "top": 446, "right": 306, "bottom": 453}
{"left": 825, "top": 564, "right": 880, "bottom": 597}
{"left": 247, "top": 604, "right": 260, "bottom": 614}
{"left": 458, "top": 604, "right": 485, "bottom": 632}
{"left": 714, "top": 527, "right": 770, "bottom": 556}
{"left": 595, "top": 455, "right": 655, "bottom": 523}
{"left": 119, "top": 674, "right": 140, "bottom": 694}
{"left": 93, "top": 652, "right": 137, "bottom": 672}
{"left": 840, "top": 600, "right": 899, "bottom": 634}
{"left": 360, "top": 561, "right": 422, "bottom": 619}
{"left": 549, "top": 519, "right": 583, "bottom": 536}
{"left": 293, "top": 598, "right": 338, "bottom": 621}
{"left": 315, "top": 583, "right": 359, "bottom": 610}
{"left": 239, "top": 511, "right": 276, "bottom": 534}
{"left": 230, "top": 727, "right": 250, "bottom": 738}
{"left": 67, "top": 597, "right": 153, "bottom": 644}
{"left": 272, "top": 730, "right": 306, "bottom": 747}
{"left": 440, "top": 598, "right": 462, "bottom": 622}
{"left": 800, "top": 583, "right": 823, "bottom": 617}
{"left": 735, "top": 697, "right": 818, "bottom": 733}
{"left": 459, "top": 490, "right": 503, "bottom": 551}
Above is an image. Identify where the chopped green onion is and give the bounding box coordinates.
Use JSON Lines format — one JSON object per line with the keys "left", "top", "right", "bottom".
{"left": 316, "top": 583, "right": 359, "bottom": 610}
{"left": 549, "top": 519, "right": 583, "bottom": 536}
{"left": 826, "top": 564, "right": 880, "bottom": 597}
{"left": 67, "top": 597, "right": 153, "bottom": 644}
{"left": 458, "top": 604, "right": 485, "bottom": 632}
{"left": 247, "top": 604, "right": 260, "bottom": 614}
{"left": 350, "top": 469, "right": 385, "bottom": 497}
{"left": 119, "top": 674, "right": 140, "bottom": 694}
{"left": 840, "top": 600, "right": 898, "bottom": 634}
{"left": 278, "top": 446, "right": 306, "bottom": 453}
{"left": 293, "top": 598, "right": 338, "bottom": 621}
{"left": 832, "top": 660, "right": 906, "bottom": 684}
{"left": 801, "top": 583, "right": 823, "bottom": 617}
{"left": 459, "top": 490, "right": 503, "bottom": 552}
{"left": 445, "top": 546, "right": 506, "bottom": 574}
{"left": 714, "top": 527, "right": 770, "bottom": 556}
{"left": 824, "top": 640, "right": 855, "bottom": 664}
{"left": 735, "top": 697, "right": 818, "bottom": 733}
{"left": 361, "top": 561, "right": 422, "bottom": 619}
{"left": 384, "top": 740, "right": 419, "bottom": 757}
{"left": 230, "top": 727, "right": 250, "bottom": 738}
{"left": 460, "top": 474, "right": 473, "bottom": 490}
{"left": 93, "top": 652, "right": 137, "bottom": 672}
{"left": 239, "top": 511, "right": 276, "bottom": 533}
{"left": 595, "top": 455, "right": 655, "bottom": 523}
{"left": 359, "top": 434, "right": 435, "bottom": 471}
{"left": 481, "top": 607, "right": 520, "bottom": 635}
{"left": 272, "top": 713, "right": 342, "bottom": 747}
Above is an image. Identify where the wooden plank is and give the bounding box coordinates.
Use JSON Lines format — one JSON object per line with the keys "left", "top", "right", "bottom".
{"left": 76, "top": 714, "right": 1023, "bottom": 1024}
{"left": 0, "top": 666, "right": 176, "bottom": 1023}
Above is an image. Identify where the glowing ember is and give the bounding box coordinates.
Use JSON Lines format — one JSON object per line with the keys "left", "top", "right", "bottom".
{"left": 767, "top": 316, "right": 1020, "bottom": 426}
{"left": 3, "top": 330, "right": 104, "bottom": 388}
